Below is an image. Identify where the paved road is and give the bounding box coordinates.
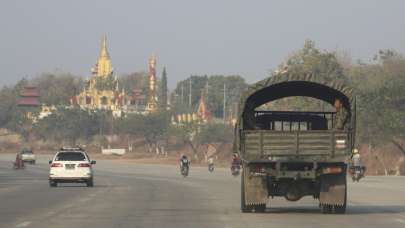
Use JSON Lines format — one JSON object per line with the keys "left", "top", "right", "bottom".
{"left": 1, "top": 154, "right": 405, "bottom": 228}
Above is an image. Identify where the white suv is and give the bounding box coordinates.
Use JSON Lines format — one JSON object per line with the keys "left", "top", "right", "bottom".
{"left": 21, "top": 149, "right": 36, "bottom": 164}
{"left": 49, "top": 148, "right": 96, "bottom": 187}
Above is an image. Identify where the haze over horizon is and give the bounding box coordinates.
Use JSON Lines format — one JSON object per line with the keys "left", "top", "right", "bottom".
{"left": 1, "top": 0, "right": 404, "bottom": 88}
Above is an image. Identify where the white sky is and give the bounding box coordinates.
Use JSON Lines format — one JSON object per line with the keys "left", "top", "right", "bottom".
{"left": 1, "top": 0, "right": 404, "bottom": 88}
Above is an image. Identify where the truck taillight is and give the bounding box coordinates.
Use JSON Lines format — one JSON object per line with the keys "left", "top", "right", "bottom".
{"left": 323, "top": 167, "right": 343, "bottom": 174}
{"left": 51, "top": 163, "right": 63, "bottom": 167}
{"left": 335, "top": 139, "right": 346, "bottom": 149}
{"left": 78, "top": 163, "right": 91, "bottom": 167}
{"left": 252, "top": 165, "right": 266, "bottom": 173}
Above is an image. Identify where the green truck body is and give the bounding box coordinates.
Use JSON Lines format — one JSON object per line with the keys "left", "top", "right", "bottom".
{"left": 236, "top": 72, "right": 356, "bottom": 214}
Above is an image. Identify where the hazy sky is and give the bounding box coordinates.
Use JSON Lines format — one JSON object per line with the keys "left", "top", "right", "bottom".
{"left": 1, "top": 0, "right": 404, "bottom": 88}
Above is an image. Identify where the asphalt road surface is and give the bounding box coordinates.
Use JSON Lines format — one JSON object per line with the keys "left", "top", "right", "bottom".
{"left": 1, "top": 154, "right": 405, "bottom": 228}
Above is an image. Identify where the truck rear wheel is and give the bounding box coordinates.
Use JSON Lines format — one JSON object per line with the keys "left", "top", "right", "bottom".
{"left": 319, "top": 172, "right": 347, "bottom": 214}
{"left": 241, "top": 166, "right": 267, "bottom": 213}
{"left": 241, "top": 168, "right": 252, "bottom": 212}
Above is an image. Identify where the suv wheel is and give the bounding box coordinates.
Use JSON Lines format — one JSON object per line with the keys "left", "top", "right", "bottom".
{"left": 86, "top": 179, "right": 94, "bottom": 187}
{"left": 49, "top": 181, "right": 57, "bottom": 187}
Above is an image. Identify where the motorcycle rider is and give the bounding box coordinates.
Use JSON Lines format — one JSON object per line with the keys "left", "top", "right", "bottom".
{"left": 352, "top": 148, "right": 361, "bottom": 167}
{"left": 350, "top": 148, "right": 366, "bottom": 181}
{"left": 180, "top": 154, "right": 190, "bottom": 170}
{"left": 232, "top": 153, "right": 241, "bottom": 167}
{"left": 208, "top": 156, "right": 214, "bottom": 166}
{"left": 14, "top": 152, "right": 25, "bottom": 169}
{"left": 208, "top": 156, "right": 214, "bottom": 171}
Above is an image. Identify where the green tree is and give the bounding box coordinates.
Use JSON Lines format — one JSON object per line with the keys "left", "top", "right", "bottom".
{"left": 33, "top": 108, "right": 103, "bottom": 144}
{"left": 32, "top": 72, "right": 83, "bottom": 105}
{"left": 196, "top": 123, "right": 233, "bottom": 145}
{"left": 159, "top": 67, "right": 168, "bottom": 110}
{"left": 0, "top": 79, "right": 37, "bottom": 140}
{"left": 118, "top": 72, "right": 149, "bottom": 96}
{"left": 266, "top": 40, "right": 346, "bottom": 112}
{"left": 116, "top": 111, "right": 171, "bottom": 151}
{"left": 172, "top": 75, "right": 247, "bottom": 118}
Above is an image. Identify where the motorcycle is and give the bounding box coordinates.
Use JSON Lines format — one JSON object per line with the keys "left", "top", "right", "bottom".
{"left": 13, "top": 161, "right": 25, "bottom": 170}
{"left": 231, "top": 164, "right": 240, "bottom": 176}
{"left": 180, "top": 159, "right": 189, "bottom": 177}
{"left": 349, "top": 165, "right": 366, "bottom": 182}
{"left": 208, "top": 163, "right": 214, "bottom": 172}
{"left": 181, "top": 165, "right": 189, "bottom": 177}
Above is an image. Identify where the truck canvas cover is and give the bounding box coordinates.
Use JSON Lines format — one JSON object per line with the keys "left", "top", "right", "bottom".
{"left": 237, "top": 72, "right": 354, "bottom": 128}
{"left": 235, "top": 72, "right": 355, "bottom": 161}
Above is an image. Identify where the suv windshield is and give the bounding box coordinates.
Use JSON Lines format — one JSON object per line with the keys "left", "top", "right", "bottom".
{"left": 55, "top": 152, "right": 86, "bottom": 161}
{"left": 21, "top": 149, "right": 33, "bottom": 154}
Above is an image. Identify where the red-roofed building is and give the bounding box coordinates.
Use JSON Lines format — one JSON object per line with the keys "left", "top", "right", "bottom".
{"left": 17, "top": 86, "right": 40, "bottom": 107}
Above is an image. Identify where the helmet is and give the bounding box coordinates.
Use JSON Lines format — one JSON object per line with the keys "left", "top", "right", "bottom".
{"left": 353, "top": 148, "right": 359, "bottom": 154}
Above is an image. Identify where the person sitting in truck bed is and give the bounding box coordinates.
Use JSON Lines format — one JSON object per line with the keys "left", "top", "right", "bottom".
{"left": 333, "top": 98, "right": 349, "bottom": 130}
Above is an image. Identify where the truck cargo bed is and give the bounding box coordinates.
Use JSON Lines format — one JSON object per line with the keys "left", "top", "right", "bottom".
{"left": 242, "top": 130, "right": 350, "bottom": 160}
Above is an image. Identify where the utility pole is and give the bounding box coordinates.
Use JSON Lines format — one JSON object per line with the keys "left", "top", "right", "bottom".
{"left": 205, "top": 80, "right": 209, "bottom": 96}
{"left": 181, "top": 83, "right": 184, "bottom": 104}
{"left": 189, "top": 78, "right": 192, "bottom": 107}
{"left": 223, "top": 83, "right": 226, "bottom": 123}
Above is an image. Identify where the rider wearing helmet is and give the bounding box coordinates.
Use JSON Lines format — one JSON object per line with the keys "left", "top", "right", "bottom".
{"left": 352, "top": 148, "right": 361, "bottom": 167}
{"left": 180, "top": 154, "right": 190, "bottom": 169}
{"left": 208, "top": 156, "right": 214, "bottom": 165}
{"left": 232, "top": 153, "right": 241, "bottom": 166}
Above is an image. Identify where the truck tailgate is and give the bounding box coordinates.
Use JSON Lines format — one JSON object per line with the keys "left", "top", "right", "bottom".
{"left": 243, "top": 130, "right": 350, "bottom": 158}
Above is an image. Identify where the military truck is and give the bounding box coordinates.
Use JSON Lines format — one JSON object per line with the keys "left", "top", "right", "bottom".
{"left": 235, "top": 73, "right": 356, "bottom": 214}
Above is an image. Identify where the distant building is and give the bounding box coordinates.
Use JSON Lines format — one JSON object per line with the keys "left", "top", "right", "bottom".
{"left": 68, "top": 36, "right": 166, "bottom": 117}
{"left": 72, "top": 36, "right": 125, "bottom": 117}
{"left": 172, "top": 91, "right": 212, "bottom": 125}
{"left": 196, "top": 91, "right": 212, "bottom": 123}
{"left": 17, "top": 86, "right": 40, "bottom": 107}
{"left": 125, "top": 89, "right": 148, "bottom": 114}
{"left": 146, "top": 55, "right": 158, "bottom": 112}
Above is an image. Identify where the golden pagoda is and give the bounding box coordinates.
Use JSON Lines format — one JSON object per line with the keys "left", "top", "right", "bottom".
{"left": 196, "top": 90, "right": 211, "bottom": 123}
{"left": 73, "top": 36, "right": 125, "bottom": 115}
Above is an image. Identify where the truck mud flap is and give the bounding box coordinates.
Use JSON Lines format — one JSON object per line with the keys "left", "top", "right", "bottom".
{"left": 243, "top": 167, "right": 268, "bottom": 206}
{"left": 319, "top": 174, "right": 346, "bottom": 206}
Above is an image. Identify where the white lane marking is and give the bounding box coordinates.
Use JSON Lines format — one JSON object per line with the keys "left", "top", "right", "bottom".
{"left": 16, "top": 221, "right": 31, "bottom": 227}
{"left": 395, "top": 218, "right": 405, "bottom": 224}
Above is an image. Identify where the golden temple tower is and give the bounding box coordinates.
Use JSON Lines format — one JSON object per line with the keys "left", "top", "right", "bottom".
{"left": 73, "top": 36, "right": 124, "bottom": 116}
{"left": 197, "top": 90, "right": 211, "bottom": 123}
{"left": 91, "top": 35, "right": 113, "bottom": 77}
{"left": 146, "top": 54, "right": 158, "bottom": 112}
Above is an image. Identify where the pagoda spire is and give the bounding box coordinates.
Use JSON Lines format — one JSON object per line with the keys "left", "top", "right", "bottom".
{"left": 94, "top": 35, "right": 113, "bottom": 77}
{"left": 100, "top": 35, "right": 109, "bottom": 58}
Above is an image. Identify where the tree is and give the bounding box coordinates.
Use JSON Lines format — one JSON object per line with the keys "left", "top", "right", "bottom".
{"left": 33, "top": 108, "right": 102, "bottom": 144}
{"left": 116, "top": 111, "right": 171, "bottom": 152}
{"left": 118, "top": 72, "right": 149, "bottom": 96}
{"left": 285, "top": 39, "right": 346, "bottom": 82}
{"left": 0, "top": 79, "right": 37, "bottom": 141}
{"left": 159, "top": 67, "right": 168, "bottom": 110}
{"left": 265, "top": 40, "right": 346, "bottom": 112}
{"left": 32, "top": 72, "right": 83, "bottom": 105}
{"left": 196, "top": 123, "right": 233, "bottom": 145}
{"left": 171, "top": 75, "right": 247, "bottom": 118}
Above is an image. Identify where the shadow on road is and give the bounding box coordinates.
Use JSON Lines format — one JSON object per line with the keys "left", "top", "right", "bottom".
{"left": 54, "top": 184, "right": 110, "bottom": 188}
{"left": 258, "top": 205, "right": 405, "bottom": 215}
{"left": 348, "top": 205, "right": 405, "bottom": 214}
